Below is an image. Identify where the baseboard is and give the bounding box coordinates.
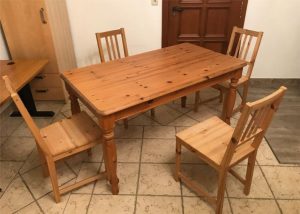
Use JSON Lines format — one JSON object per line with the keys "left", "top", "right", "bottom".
{"left": 249, "top": 78, "right": 300, "bottom": 88}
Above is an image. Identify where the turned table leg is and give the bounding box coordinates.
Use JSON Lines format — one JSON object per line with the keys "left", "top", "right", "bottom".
{"left": 222, "top": 70, "right": 242, "bottom": 124}
{"left": 99, "top": 115, "right": 119, "bottom": 194}
{"left": 65, "top": 84, "right": 81, "bottom": 115}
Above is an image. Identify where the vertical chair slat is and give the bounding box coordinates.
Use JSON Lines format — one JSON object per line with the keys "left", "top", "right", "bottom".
{"left": 114, "top": 35, "right": 121, "bottom": 58}
{"left": 105, "top": 36, "right": 112, "bottom": 61}
{"left": 243, "top": 36, "right": 253, "bottom": 60}
{"left": 110, "top": 36, "right": 117, "bottom": 60}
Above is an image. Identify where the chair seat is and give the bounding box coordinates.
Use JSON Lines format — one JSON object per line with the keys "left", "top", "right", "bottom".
{"left": 40, "top": 111, "right": 102, "bottom": 156}
{"left": 217, "top": 75, "right": 248, "bottom": 88}
{"left": 176, "top": 116, "right": 255, "bottom": 168}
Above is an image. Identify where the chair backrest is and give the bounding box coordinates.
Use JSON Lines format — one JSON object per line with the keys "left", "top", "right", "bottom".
{"left": 95, "top": 28, "right": 129, "bottom": 62}
{"left": 227, "top": 26, "right": 263, "bottom": 78}
{"left": 2, "top": 75, "right": 50, "bottom": 156}
{"left": 221, "top": 86, "right": 287, "bottom": 167}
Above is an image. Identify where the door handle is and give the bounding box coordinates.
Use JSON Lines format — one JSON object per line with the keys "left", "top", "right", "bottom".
{"left": 39, "top": 8, "right": 47, "bottom": 24}
{"left": 172, "top": 6, "right": 184, "bottom": 13}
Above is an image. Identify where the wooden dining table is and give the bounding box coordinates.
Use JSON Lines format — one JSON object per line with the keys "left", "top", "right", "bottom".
{"left": 61, "top": 43, "right": 247, "bottom": 194}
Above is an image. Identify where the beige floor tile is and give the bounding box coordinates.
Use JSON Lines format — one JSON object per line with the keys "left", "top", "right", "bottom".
{"left": 72, "top": 162, "right": 101, "bottom": 194}
{"left": 181, "top": 164, "right": 220, "bottom": 197}
{"left": 116, "top": 139, "right": 142, "bottom": 162}
{"left": 115, "top": 125, "right": 143, "bottom": 139}
{"left": 0, "top": 136, "right": 35, "bottom": 161}
{"left": 175, "top": 126, "right": 189, "bottom": 133}
{"left": 88, "top": 195, "right": 135, "bottom": 214}
{"left": 168, "top": 115, "right": 198, "bottom": 126}
{"left": 181, "top": 147, "right": 205, "bottom": 164}
{"left": 22, "top": 162, "right": 76, "bottom": 199}
{"left": 278, "top": 200, "right": 300, "bottom": 214}
{"left": 87, "top": 144, "right": 103, "bottom": 162}
{"left": 38, "top": 192, "right": 70, "bottom": 214}
{"left": 166, "top": 101, "right": 192, "bottom": 114}
{"left": 20, "top": 147, "right": 42, "bottom": 174}
{"left": 146, "top": 105, "right": 183, "bottom": 125}
{"left": 230, "top": 198, "right": 280, "bottom": 214}
{"left": 64, "top": 145, "right": 103, "bottom": 175}
{"left": 0, "top": 177, "right": 34, "bottom": 213}
{"left": 94, "top": 163, "right": 139, "bottom": 194}
{"left": 35, "top": 101, "right": 64, "bottom": 115}
{"left": 142, "top": 139, "right": 175, "bottom": 163}
{"left": 0, "top": 161, "right": 23, "bottom": 193}
{"left": 261, "top": 166, "right": 300, "bottom": 199}
{"left": 0, "top": 136, "right": 8, "bottom": 146}
{"left": 64, "top": 194, "right": 91, "bottom": 214}
{"left": 64, "top": 152, "right": 89, "bottom": 174}
{"left": 183, "top": 196, "right": 231, "bottom": 214}
{"left": 0, "top": 117, "right": 23, "bottom": 137}
{"left": 16, "top": 202, "right": 42, "bottom": 214}
{"left": 12, "top": 119, "right": 52, "bottom": 137}
{"left": 138, "top": 164, "right": 180, "bottom": 195}
{"left": 186, "top": 105, "right": 221, "bottom": 122}
{"left": 128, "top": 114, "right": 159, "bottom": 126}
{"left": 144, "top": 126, "right": 175, "bottom": 139}
{"left": 227, "top": 165, "right": 273, "bottom": 199}
{"left": 136, "top": 196, "right": 182, "bottom": 214}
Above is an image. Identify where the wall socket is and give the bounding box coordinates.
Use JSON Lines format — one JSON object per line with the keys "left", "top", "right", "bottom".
{"left": 151, "top": 0, "right": 158, "bottom": 6}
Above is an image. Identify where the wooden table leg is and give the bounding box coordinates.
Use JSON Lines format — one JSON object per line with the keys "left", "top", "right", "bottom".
{"left": 65, "top": 84, "right": 80, "bottom": 114}
{"left": 222, "top": 70, "right": 242, "bottom": 124}
{"left": 181, "top": 96, "right": 187, "bottom": 108}
{"left": 99, "top": 115, "right": 119, "bottom": 194}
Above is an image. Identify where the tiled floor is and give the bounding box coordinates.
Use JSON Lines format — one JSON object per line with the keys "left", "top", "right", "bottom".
{"left": 0, "top": 89, "right": 299, "bottom": 214}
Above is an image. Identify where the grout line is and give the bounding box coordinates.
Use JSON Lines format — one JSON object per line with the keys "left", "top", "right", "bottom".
{"left": 85, "top": 160, "right": 103, "bottom": 214}
{"left": 180, "top": 180, "right": 185, "bottom": 214}
{"left": 226, "top": 188, "right": 234, "bottom": 214}
{"left": 133, "top": 126, "right": 145, "bottom": 214}
{"left": 18, "top": 172, "right": 45, "bottom": 214}
{"left": 256, "top": 162, "right": 283, "bottom": 213}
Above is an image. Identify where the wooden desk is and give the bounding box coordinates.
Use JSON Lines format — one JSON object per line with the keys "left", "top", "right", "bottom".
{"left": 61, "top": 43, "right": 247, "bottom": 194}
{"left": 0, "top": 59, "right": 54, "bottom": 117}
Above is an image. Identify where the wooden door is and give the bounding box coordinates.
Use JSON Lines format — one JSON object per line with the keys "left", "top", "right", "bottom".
{"left": 0, "top": 0, "right": 58, "bottom": 74}
{"left": 162, "top": 0, "right": 248, "bottom": 53}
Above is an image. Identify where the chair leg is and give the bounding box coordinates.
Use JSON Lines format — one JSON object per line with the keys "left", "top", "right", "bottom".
{"left": 46, "top": 158, "right": 61, "bottom": 203}
{"left": 123, "top": 118, "right": 128, "bottom": 129}
{"left": 150, "top": 109, "right": 155, "bottom": 117}
{"left": 240, "top": 82, "right": 249, "bottom": 111}
{"left": 194, "top": 91, "right": 200, "bottom": 112}
{"left": 36, "top": 145, "right": 49, "bottom": 177}
{"left": 181, "top": 96, "right": 187, "bottom": 108}
{"left": 244, "top": 152, "right": 257, "bottom": 195}
{"left": 216, "top": 171, "right": 228, "bottom": 214}
{"left": 87, "top": 148, "right": 92, "bottom": 157}
{"left": 219, "top": 88, "right": 224, "bottom": 103}
{"left": 175, "top": 141, "right": 181, "bottom": 182}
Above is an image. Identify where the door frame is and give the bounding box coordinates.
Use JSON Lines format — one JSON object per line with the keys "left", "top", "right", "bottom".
{"left": 162, "top": 0, "right": 248, "bottom": 48}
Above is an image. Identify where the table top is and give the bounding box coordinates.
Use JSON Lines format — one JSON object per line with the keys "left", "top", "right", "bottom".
{"left": 61, "top": 43, "right": 247, "bottom": 115}
{"left": 0, "top": 59, "right": 48, "bottom": 105}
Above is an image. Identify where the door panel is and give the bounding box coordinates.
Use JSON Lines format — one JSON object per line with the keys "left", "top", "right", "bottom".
{"left": 162, "top": 0, "right": 248, "bottom": 53}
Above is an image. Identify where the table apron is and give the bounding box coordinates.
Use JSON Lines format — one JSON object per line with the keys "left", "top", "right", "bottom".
{"left": 113, "top": 68, "right": 242, "bottom": 121}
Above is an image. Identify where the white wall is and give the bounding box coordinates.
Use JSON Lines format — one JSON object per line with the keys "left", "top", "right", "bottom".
{"left": 1, "top": 0, "right": 299, "bottom": 78}
{"left": 243, "top": 0, "right": 300, "bottom": 78}
{"left": 0, "top": 30, "right": 9, "bottom": 60}
{"left": 65, "top": 0, "right": 162, "bottom": 67}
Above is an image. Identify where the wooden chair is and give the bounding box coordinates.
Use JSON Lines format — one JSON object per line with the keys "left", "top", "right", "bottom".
{"left": 193, "top": 26, "right": 264, "bottom": 112}
{"left": 175, "top": 86, "right": 286, "bottom": 214}
{"left": 95, "top": 28, "right": 155, "bottom": 127}
{"left": 2, "top": 75, "right": 106, "bottom": 203}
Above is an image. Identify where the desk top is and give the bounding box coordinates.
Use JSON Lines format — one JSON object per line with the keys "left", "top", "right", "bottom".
{"left": 62, "top": 43, "right": 247, "bottom": 115}
{"left": 0, "top": 59, "right": 48, "bottom": 105}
